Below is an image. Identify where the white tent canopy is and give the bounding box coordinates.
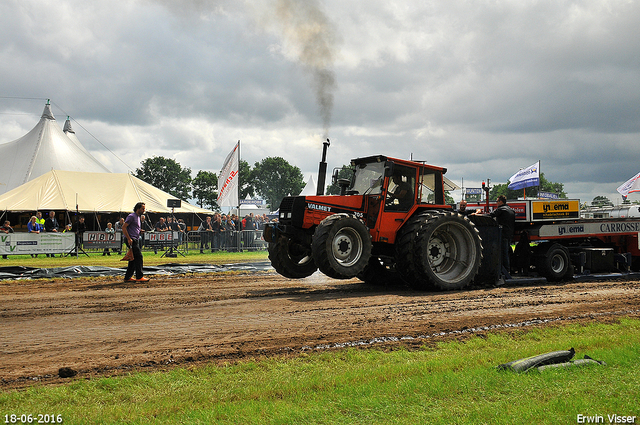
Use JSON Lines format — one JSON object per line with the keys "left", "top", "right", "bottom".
{"left": 0, "top": 170, "right": 214, "bottom": 214}
{"left": 299, "top": 175, "right": 317, "bottom": 196}
{"left": 0, "top": 102, "right": 110, "bottom": 195}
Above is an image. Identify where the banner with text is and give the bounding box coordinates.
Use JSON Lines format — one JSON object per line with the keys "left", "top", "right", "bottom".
{"left": 617, "top": 172, "right": 640, "bottom": 198}
{"left": 508, "top": 161, "right": 540, "bottom": 191}
{"left": 0, "top": 233, "right": 75, "bottom": 255}
{"left": 218, "top": 141, "right": 240, "bottom": 207}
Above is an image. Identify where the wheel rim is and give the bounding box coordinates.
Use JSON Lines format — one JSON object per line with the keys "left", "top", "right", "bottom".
{"left": 550, "top": 253, "right": 566, "bottom": 274}
{"left": 426, "top": 222, "right": 477, "bottom": 283}
{"left": 331, "top": 227, "right": 363, "bottom": 267}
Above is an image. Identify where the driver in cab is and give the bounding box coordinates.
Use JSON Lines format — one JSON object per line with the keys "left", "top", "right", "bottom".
{"left": 386, "top": 173, "right": 413, "bottom": 210}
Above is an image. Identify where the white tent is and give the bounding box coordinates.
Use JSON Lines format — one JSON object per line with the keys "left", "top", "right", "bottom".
{"left": 299, "top": 175, "right": 317, "bottom": 196}
{"left": 0, "top": 170, "right": 214, "bottom": 214}
{"left": 0, "top": 102, "right": 110, "bottom": 195}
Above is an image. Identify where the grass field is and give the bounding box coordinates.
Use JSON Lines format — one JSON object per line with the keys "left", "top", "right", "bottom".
{"left": 1, "top": 318, "right": 638, "bottom": 424}
{"left": 0, "top": 249, "right": 269, "bottom": 269}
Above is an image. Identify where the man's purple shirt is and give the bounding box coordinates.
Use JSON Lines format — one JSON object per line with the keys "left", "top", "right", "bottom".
{"left": 125, "top": 212, "right": 141, "bottom": 240}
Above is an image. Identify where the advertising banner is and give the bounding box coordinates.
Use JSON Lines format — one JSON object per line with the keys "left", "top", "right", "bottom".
{"left": 0, "top": 233, "right": 75, "bottom": 255}
{"left": 537, "top": 220, "right": 640, "bottom": 238}
{"left": 538, "top": 191, "right": 559, "bottom": 199}
{"left": 531, "top": 200, "right": 580, "bottom": 220}
{"left": 83, "top": 231, "right": 121, "bottom": 249}
{"left": 144, "top": 231, "right": 178, "bottom": 247}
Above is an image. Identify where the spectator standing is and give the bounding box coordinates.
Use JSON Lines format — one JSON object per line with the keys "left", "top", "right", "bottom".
{"left": 71, "top": 216, "right": 86, "bottom": 254}
{"left": 153, "top": 217, "right": 169, "bottom": 254}
{"left": 177, "top": 219, "right": 186, "bottom": 246}
{"left": 28, "top": 216, "right": 43, "bottom": 233}
{"left": 122, "top": 202, "right": 149, "bottom": 282}
{"left": 167, "top": 216, "right": 181, "bottom": 248}
{"left": 139, "top": 214, "right": 153, "bottom": 249}
{"left": 45, "top": 211, "right": 60, "bottom": 232}
{"left": 211, "top": 213, "right": 223, "bottom": 251}
{"left": 198, "top": 216, "right": 213, "bottom": 253}
{"left": 103, "top": 222, "right": 115, "bottom": 256}
{"left": 44, "top": 211, "right": 60, "bottom": 257}
{"left": 35, "top": 211, "right": 45, "bottom": 228}
{"left": 115, "top": 217, "right": 125, "bottom": 254}
{"left": 242, "top": 214, "right": 256, "bottom": 248}
{"left": 1, "top": 220, "right": 13, "bottom": 259}
{"left": 27, "top": 216, "right": 43, "bottom": 258}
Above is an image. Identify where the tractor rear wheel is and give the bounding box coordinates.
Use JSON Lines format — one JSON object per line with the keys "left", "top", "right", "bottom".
{"left": 413, "top": 212, "right": 483, "bottom": 290}
{"left": 395, "top": 212, "right": 432, "bottom": 286}
{"left": 312, "top": 214, "right": 372, "bottom": 279}
{"left": 268, "top": 234, "right": 317, "bottom": 278}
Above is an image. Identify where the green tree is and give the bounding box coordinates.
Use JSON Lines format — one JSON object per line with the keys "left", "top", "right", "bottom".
{"left": 252, "top": 157, "right": 304, "bottom": 209}
{"left": 489, "top": 173, "right": 567, "bottom": 200}
{"left": 134, "top": 156, "right": 192, "bottom": 200}
{"left": 192, "top": 170, "right": 219, "bottom": 210}
{"left": 326, "top": 165, "right": 355, "bottom": 195}
{"left": 238, "top": 159, "right": 255, "bottom": 200}
{"left": 427, "top": 191, "right": 455, "bottom": 204}
{"left": 591, "top": 195, "right": 613, "bottom": 207}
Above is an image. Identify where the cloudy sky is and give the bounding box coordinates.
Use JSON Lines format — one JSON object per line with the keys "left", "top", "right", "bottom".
{"left": 1, "top": 0, "right": 639, "bottom": 204}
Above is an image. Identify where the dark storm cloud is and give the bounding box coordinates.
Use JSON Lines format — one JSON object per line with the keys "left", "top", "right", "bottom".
{"left": 2, "top": 0, "right": 640, "bottom": 204}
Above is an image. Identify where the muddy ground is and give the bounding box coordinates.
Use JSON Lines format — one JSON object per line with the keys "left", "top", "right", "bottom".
{"left": 1, "top": 268, "right": 639, "bottom": 388}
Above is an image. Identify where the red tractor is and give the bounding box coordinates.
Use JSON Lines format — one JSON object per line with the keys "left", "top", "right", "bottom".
{"left": 263, "top": 155, "right": 484, "bottom": 290}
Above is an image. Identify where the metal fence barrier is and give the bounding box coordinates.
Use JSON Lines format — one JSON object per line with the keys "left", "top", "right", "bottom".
{"left": 186, "top": 230, "right": 267, "bottom": 252}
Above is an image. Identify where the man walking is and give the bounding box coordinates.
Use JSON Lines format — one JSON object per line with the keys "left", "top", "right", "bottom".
{"left": 122, "top": 202, "right": 149, "bottom": 282}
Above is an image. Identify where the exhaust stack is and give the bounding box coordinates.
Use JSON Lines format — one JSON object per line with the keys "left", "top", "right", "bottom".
{"left": 316, "top": 139, "right": 330, "bottom": 196}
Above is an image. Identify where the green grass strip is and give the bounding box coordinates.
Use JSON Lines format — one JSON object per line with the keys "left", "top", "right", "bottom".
{"left": 0, "top": 250, "right": 268, "bottom": 270}
{"left": 1, "top": 318, "right": 638, "bottom": 424}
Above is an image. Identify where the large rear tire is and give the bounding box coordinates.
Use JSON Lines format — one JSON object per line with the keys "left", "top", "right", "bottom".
{"left": 268, "top": 234, "right": 317, "bottom": 279}
{"left": 312, "top": 214, "right": 372, "bottom": 279}
{"left": 395, "top": 212, "right": 432, "bottom": 286}
{"left": 413, "top": 212, "right": 482, "bottom": 290}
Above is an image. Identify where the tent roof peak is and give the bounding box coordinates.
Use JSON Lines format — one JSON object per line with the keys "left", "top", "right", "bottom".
{"left": 41, "top": 102, "right": 55, "bottom": 121}
{"left": 63, "top": 117, "right": 75, "bottom": 134}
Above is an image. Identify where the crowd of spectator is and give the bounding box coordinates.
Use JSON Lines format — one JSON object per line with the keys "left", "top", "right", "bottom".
{"left": 198, "top": 213, "right": 275, "bottom": 253}
{"left": 1, "top": 210, "right": 277, "bottom": 258}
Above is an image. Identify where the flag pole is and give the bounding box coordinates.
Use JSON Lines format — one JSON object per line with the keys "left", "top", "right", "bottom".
{"left": 537, "top": 159, "right": 541, "bottom": 199}
{"left": 236, "top": 140, "right": 241, "bottom": 252}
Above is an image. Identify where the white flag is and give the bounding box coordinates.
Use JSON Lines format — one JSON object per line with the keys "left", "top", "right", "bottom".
{"left": 217, "top": 142, "right": 239, "bottom": 207}
{"left": 508, "top": 161, "right": 540, "bottom": 191}
{"left": 617, "top": 172, "right": 640, "bottom": 197}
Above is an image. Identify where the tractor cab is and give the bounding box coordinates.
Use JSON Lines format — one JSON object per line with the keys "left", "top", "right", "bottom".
{"left": 336, "top": 156, "right": 450, "bottom": 244}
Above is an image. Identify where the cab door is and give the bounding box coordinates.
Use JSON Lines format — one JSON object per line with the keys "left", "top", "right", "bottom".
{"left": 371, "top": 165, "right": 417, "bottom": 244}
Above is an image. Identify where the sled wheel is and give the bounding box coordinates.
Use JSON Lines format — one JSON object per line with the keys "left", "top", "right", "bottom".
{"left": 268, "top": 234, "right": 317, "bottom": 278}
{"left": 312, "top": 214, "right": 372, "bottom": 279}
{"left": 357, "top": 256, "right": 405, "bottom": 286}
{"left": 536, "top": 243, "right": 571, "bottom": 281}
{"left": 413, "top": 211, "right": 483, "bottom": 290}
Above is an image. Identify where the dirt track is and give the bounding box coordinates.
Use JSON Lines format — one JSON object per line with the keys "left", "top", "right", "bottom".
{"left": 1, "top": 268, "right": 639, "bottom": 388}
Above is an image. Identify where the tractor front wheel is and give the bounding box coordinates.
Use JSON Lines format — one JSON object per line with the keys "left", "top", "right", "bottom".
{"left": 268, "top": 234, "right": 317, "bottom": 278}
{"left": 312, "top": 214, "right": 372, "bottom": 279}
